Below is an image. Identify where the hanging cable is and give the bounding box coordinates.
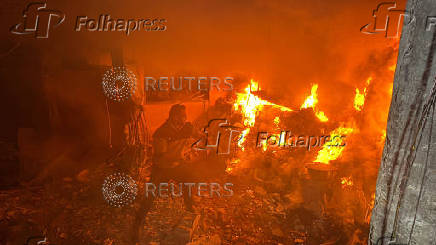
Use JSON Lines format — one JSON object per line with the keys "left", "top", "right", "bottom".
{"left": 105, "top": 99, "right": 112, "bottom": 148}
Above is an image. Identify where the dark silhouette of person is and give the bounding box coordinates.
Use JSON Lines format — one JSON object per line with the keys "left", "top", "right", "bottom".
{"left": 131, "top": 104, "right": 196, "bottom": 243}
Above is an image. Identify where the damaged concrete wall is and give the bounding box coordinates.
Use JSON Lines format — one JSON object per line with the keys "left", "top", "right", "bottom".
{"left": 369, "top": 0, "right": 436, "bottom": 244}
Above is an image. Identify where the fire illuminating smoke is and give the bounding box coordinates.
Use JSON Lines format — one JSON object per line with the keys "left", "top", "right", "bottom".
{"left": 300, "top": 84, "right": 329, "bottom": 122}
{"left": 314, "top": 126, "right": 354, "bottom": 164}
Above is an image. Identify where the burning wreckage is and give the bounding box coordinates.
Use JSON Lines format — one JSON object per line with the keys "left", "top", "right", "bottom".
{"left": 161, "top": 76, "right": 388, "bottom": 244}
{"left": 0, "top": 64, "right": 396, "bottom": 244}
{"left": 2, "top": 0, "right": 435, "bottom": 242}
{"left": 0, "top": 57, "right": 398, "bottom": 244}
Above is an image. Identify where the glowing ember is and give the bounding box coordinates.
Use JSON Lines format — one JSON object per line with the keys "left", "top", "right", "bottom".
{"left": 301, "top": 84, "right": 329, "bottom": 122}
{"left": 274, "top": 116, "right": 280, "bottom": 125}
{"left": 226, "top": 158, "right": 240, "bottom": 173}
{"left": 314, "top": 126, "right": 354, "bottom": 164}
{"left": 389, "top": 64, "right": 396, "bottom": 71}
{"left": 379, "top": 130, "right": 387, "bottom": 146}
{"left": 354, "top": 77, "right": 372, "bottom": 111}
{"left": 340, "top": 176, "right": 353, "bottom": 188}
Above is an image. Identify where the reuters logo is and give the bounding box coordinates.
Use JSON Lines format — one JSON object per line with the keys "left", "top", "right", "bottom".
{"left": 102, "top": 66, "right": 136, "bottom": 102}
{"left": 102, "top": 172, "right": 138, "bottom": 207}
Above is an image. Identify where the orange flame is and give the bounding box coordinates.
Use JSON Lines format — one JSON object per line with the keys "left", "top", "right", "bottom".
{"left": 354, "top": 77, "right": 372, "bottom": 111}
{"left": 234, "top": 79, "right": 292, "bottom": 127}
{"left": 234, "top": 79, "right": 293, "bottom": 150}
{"left": 301, "top": 84, "right": 319, "bottom": 109}
{"left": 237, "top": 128, "right": 250, "bottom": 151}
{"left": 301, "top": 84, "right": 329, "bottom": 122}
{"left": 274, "top": 116, "right": 280, "bottom": 126}
{"left": 315, "top": 111, "right": 329, "bottom": 122}
{"left": 315, "top": 126, "right": 354, "bottom": 164}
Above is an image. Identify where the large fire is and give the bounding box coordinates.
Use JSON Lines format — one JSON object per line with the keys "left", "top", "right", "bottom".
{"left": 229, "top": 66, "right": 401, "bottom": 174}
{"left": 233, "top": 80, "right": 357, "bottom": 154}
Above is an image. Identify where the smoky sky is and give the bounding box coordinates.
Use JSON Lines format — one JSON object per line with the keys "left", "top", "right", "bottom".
{"left": 1, "top": 0, "right": 406, "bottom": 116}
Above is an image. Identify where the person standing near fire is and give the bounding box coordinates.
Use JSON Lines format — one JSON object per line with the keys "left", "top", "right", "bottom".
{"left": 131, "top": 104, "right": 199, "bottom": 243}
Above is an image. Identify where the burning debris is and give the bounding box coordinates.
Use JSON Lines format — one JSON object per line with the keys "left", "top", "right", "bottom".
{"left": 0, "top": 67, "right": 394, "bottom": 244}
{"left": 233, "top": 79, "right": 293, "bottom": 128}
{"left": 300, "top": 84, "right": 329, "bottom": 122}
{"left": 214, "top": 68, "right": 393, "bottom": 243}
{"left": 0, "top": 11, "right": 402, "bottom": 242}
{"left": 354, "top": 77, "right": 372, "bottom": 112}
{"left": 314, "top": 126, "right": 354, "bottom": 165}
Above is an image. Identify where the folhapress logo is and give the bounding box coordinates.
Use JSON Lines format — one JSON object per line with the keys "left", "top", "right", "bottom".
{"left": 360, "top": 2, "right": 436, "bottom": 38}
{"left": 10, "top": 2, "right": 65, "bottom": 39}
{"left": 10, "top": 3, "right": 167, "bottom": 39}
{"left": 192, "top": 119, "right": 241, "bottom": 155}
{"left": 360, "top": 2, "right": 408, "bottom": 38}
